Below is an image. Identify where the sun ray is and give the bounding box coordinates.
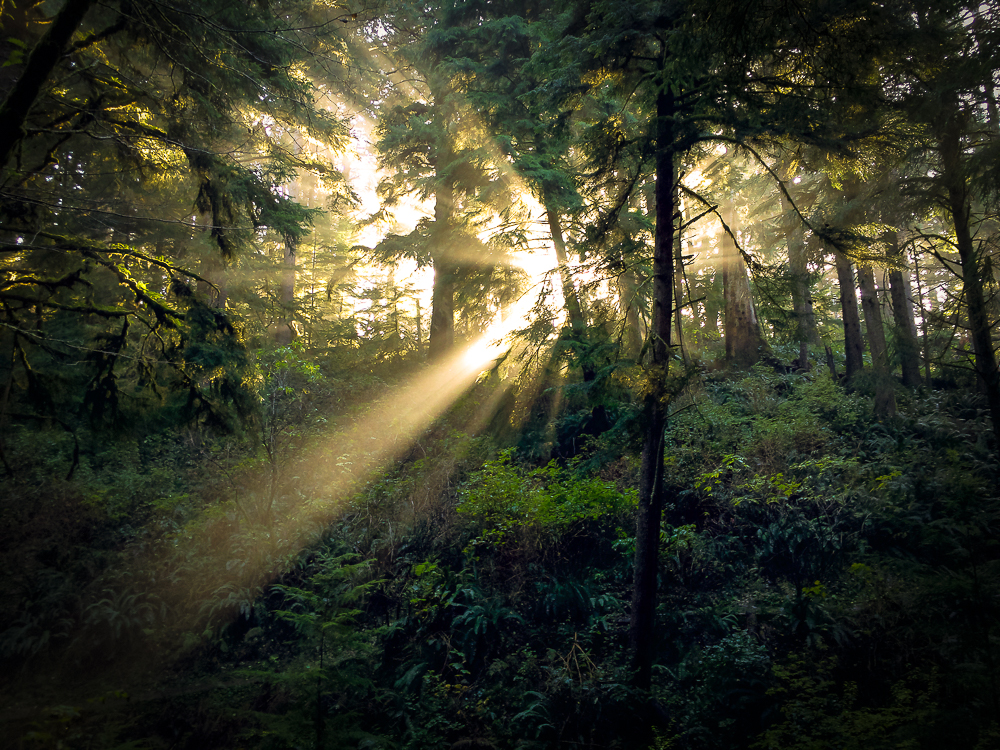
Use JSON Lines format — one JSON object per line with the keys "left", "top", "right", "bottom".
{"left": 113, "top": 28, "right": 584, "bottom": 665}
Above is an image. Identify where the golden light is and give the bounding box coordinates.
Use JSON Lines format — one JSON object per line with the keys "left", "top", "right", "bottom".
{"left": 122, "top": 36, "right": 582, "bottom": 662}
{"left": 131, "top": 231, "right": 558, "bottom": 648}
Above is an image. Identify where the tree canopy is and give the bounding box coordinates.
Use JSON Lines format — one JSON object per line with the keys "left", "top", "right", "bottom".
{"left": 2, "top": 1, "right": 1000, "bottom": 748}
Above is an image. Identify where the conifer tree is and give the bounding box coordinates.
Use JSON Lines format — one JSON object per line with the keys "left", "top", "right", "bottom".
{"left": 885, "top": 230, "right": 923, "bottom": 388}
{"left": 561, "top": 0, "right": 925, "bottom": 702}
{"left": 865, "top": 0, "right": 1000, "bottom": 446}
{"left": 433, "top": 0, "right": 623, "bottom": 413}
{"left": 720, "top": 197, "right": 769, "bottom": 367}
{"left": 778, "top": 162, "right": 821, "bottom": 369}
{"left": 369, "top": 1, "right": 521, "bottom": 360}
{"left": 0, "top": 0, "right": 353, "bottom": 430}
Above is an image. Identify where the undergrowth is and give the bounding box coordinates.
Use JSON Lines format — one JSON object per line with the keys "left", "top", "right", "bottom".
{"left": 3, "top": 366, "right": 999, "bottom": 749}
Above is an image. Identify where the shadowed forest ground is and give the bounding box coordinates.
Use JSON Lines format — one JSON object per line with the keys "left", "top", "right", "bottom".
{"left": 2, "top": 355, "right": 999, "bottom": 749}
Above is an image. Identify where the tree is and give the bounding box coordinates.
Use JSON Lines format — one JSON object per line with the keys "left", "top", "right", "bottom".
{"left": 566, "top": 0, "right": 924, "bottom": 699}
{"left": 369, "top": 1, "right": 522, "bottom": 361}
{"left": 0, "top": 0, "right": 96, "bottom": 169}
{"left": 877, "top": 0, "right": 1000, "bottom": 448}
{"left": 858, "top": 262, "right": 898, "bottom": 416}
{"left": 779, "top": 163, "right": 821, "bottom": 369}
{"left": 720, "top": 197, "right": 769, "bottom": 367}
{"left": 885, "top": 230, "right": 923, "bottom": 388}
{"left": 434, "top": 0, "right": 626, "bottom": 439}
{"left": 0, "top": 0, "right": 352, "bottom": 436}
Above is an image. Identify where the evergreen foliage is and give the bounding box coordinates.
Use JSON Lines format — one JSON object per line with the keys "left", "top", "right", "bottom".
{"left": 2, "top": 0, "right": 1000, "bottom": 748}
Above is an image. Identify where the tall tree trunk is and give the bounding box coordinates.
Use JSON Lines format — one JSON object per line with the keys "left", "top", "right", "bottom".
{"left": 618, "top": 268, "right": 646, "bottom": 360}
{"left": 720, "top": 201, "right": 767, "bottom": 367}
{"left": 674, "top": 190, "right": 688, "bottom": 364}
{"left": 886, "top": 232, "right": 922, "bottom": 388}
{"left": 544, "top": 199, "right": 587, "bottom": 336}
{"left": 722, "top": 250, "right": 733, "bottom": 361}
{"left": 910, "top": 245, "right": 933, "bottom": 387}
{"left": 0, "top": 0, "right": 96, "bottom": 169}
{"left": 429, "top": 155, "right": 456, "bottom": 361}
{"left": 274, "top": 236, "right": 297, "bottom": 346}
{"left": 780, "top": 187, "right": 817, "bottom": 368}
{"left": 940, "top": 111, "right": 1000, "bottom": 452}
{"left": 545, "top": 197, "right": 608, "bottom": 433}
{"left": 858, "top": 264, "right": 896, "bottom": 417}
{"left": 834, "top": 250, "right": 865, "bottom": 380}
{"left": 630, "top": 85, "right": 674, "bottom": 693}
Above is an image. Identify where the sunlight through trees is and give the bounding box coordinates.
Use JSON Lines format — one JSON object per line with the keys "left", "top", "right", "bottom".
{"left": 2, "top": 0, "right": 1000, "bottom": 747}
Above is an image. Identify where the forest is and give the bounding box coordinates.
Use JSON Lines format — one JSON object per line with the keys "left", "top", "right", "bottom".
{"left": 1, "top": 0, "right": 999, "bottom": 747}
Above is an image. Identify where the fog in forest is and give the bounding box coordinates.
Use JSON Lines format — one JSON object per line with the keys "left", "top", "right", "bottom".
{"left": 2, "top": 1, "right": 999, "bottom": 748}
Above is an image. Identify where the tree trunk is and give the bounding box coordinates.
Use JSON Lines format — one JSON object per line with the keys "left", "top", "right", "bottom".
{"left": 630, "top": 85, "right": 674, "bottom": 692}
{"left": 429, "top": 156, "right": 456, "bottom": 361}
{"left": 545, "top": 197, "right": 608, "bottom": 433}
{"left": 720, "top": 201, "right": 767, "bottom": 367}
{"left": 940, "top": 111, "right": 1000, "bottom": 453}
{"left": 674, "top": 190, "right": 688, "bottom": 364}
{"left": 910, "top": 245, "right": 933, "bottom": 387}
{"left": 0, "top": 0, "right": 96, "bottom": 169}
{"left": 722, "top": 250, "right": 733, "bottom": 361}
{"left": 858, "top": 264, "right": 896, "bottom": 417}
{"left": 274, "top": 236, "right": 297, "bottom": 346}
{"left": 825, "top": 344, "right": 838, "bottom": 379}
{"left": 886, "top": 232, "right": 922, "bottom": 388}
{"left": 779, "top": 187, "right": 817, "bottom": 368}
{"left": 543, "top": 195, "right": 586, "bottom": 336}
{"left": 834, "top": 250, "right": 864, "bottom": 380}
{"left": 618, "top": 268, "right": 645, "bottom": 360}
{"left": 546, "top": 196, "right": 595, "bottom": 379}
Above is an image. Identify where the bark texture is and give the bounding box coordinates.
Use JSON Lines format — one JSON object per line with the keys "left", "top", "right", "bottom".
{"left": 630, "top": 86, "right": 674, "bottom": 692}
{"left": 835, "top": 250, "right": 864, "bottom": 380}
{"left": 0, "top": 0, "right": 96, "bottom": 169}
{"left": 721, "top": 202, "right": 767, "bottom": 367}
{"left": 886, "top": 232, "right": 922, "bottom": 388}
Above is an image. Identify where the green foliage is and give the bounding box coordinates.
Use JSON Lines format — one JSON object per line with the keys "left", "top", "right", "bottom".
{"left": 753, "top": 651, "right": 939, "bottom": 750}
{"left": 459, "top": 449, "right": 636, "bottom": 539}
{"left": 4, "top": 2, "right": 1000, "bottom": 748}
{"left": 658, "top": 630, "right": 772, "bottom": 750}
{"left": 393, "top": 560, "right": 524, "bottom": 679}
{"left": 669, "top": 371, "right": 869, "bottom": 484}
{"left": 245, "top": 550, "right": 387, "bottom": 750}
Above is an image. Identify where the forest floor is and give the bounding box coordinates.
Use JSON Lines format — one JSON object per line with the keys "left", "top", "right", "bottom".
{"left": 2, "top": 362, "right": 1000, "bottom": 749}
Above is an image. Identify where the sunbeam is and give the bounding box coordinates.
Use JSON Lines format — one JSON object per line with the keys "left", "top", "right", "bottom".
{"left": 110, "top": 248, "right": 559, "bottom": 683}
